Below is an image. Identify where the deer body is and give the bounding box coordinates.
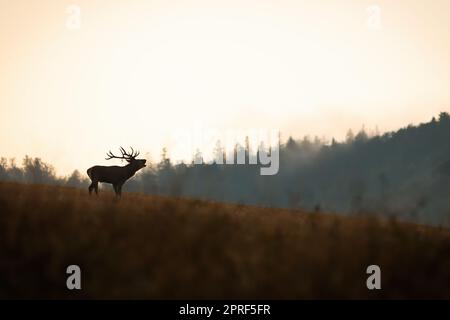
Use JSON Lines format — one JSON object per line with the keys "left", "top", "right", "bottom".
{"left": 87, "top": 147, "right": 146, "bottom": 197}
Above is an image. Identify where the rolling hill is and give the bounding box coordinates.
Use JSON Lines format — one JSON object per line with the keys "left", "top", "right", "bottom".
{"left": 0, "top": 182, "right": 449, "bottom": 299}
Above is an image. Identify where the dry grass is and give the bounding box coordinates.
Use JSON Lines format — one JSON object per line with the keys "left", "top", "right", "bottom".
{"left": 0, "top": 181, "right": 449, "bottom": 299}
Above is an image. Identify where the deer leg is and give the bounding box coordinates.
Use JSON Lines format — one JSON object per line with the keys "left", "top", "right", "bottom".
{"left": 113, "top": 184, "right": 119, "bottom": 197}
{"left": 88, "top": 181, "right": 97, "bottom": 195}
{"left": 118, "top": 184, "right": 123, "bottom": 198}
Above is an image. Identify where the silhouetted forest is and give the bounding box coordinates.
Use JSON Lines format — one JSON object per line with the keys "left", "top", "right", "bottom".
{"left": 2, "top": 112, "right": 450, "bottom": 226}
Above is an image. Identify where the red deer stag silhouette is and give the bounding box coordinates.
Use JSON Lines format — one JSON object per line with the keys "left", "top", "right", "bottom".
{"left": 87, "top": 147, "right": 146, "bottom": 198}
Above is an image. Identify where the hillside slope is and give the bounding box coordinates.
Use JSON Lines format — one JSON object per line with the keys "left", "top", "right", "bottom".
{"left": 0, "top": 182, "right": 449, "bottom": 299}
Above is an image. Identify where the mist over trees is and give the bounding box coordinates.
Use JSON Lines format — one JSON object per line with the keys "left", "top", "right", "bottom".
{"left": 1, "top": 112, "right": 450, "bottom": 226}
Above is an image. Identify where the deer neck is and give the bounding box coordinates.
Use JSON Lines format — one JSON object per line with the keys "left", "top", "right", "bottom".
{"left": 124, "top": 163, "right": 138, "bottom": 178}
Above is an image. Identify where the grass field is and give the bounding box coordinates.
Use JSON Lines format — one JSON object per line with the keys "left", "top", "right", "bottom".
{"left": 0, "top": 182, "right": 449, "bottom": 299}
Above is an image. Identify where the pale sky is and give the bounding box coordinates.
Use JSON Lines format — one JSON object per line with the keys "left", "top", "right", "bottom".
{"left": 1, "top": 0, "right": 450, "bottom": 175}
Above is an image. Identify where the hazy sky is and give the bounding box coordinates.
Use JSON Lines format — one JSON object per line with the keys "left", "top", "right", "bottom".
{"left": 1, "top": 0, "right": 450, "bottom": 175}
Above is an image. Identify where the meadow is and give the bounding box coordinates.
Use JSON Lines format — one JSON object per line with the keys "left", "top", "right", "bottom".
{"left": 0, "top": 181, "right": 449, "bottom": 299}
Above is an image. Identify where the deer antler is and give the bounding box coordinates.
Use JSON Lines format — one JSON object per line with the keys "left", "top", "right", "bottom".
{"left": 106, "top": 147, "right": 140, "bottom": 162}
{"left": 130, "top": 146, "right": 140, "bottom": 158}
{"left": 105, "top": 150, "right": 121, "bottom": 160}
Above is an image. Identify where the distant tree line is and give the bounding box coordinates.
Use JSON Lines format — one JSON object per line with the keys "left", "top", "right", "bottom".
{"left": 0, "top": 156, "right": 89, "bottom": 188}
{"left": 1, "top": 112, "right": 450, "bottom": 226}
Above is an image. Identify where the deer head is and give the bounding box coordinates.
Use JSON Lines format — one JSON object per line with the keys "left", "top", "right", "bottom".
{"left": 106, "top": 146, "right": 146, "bottom": 171}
